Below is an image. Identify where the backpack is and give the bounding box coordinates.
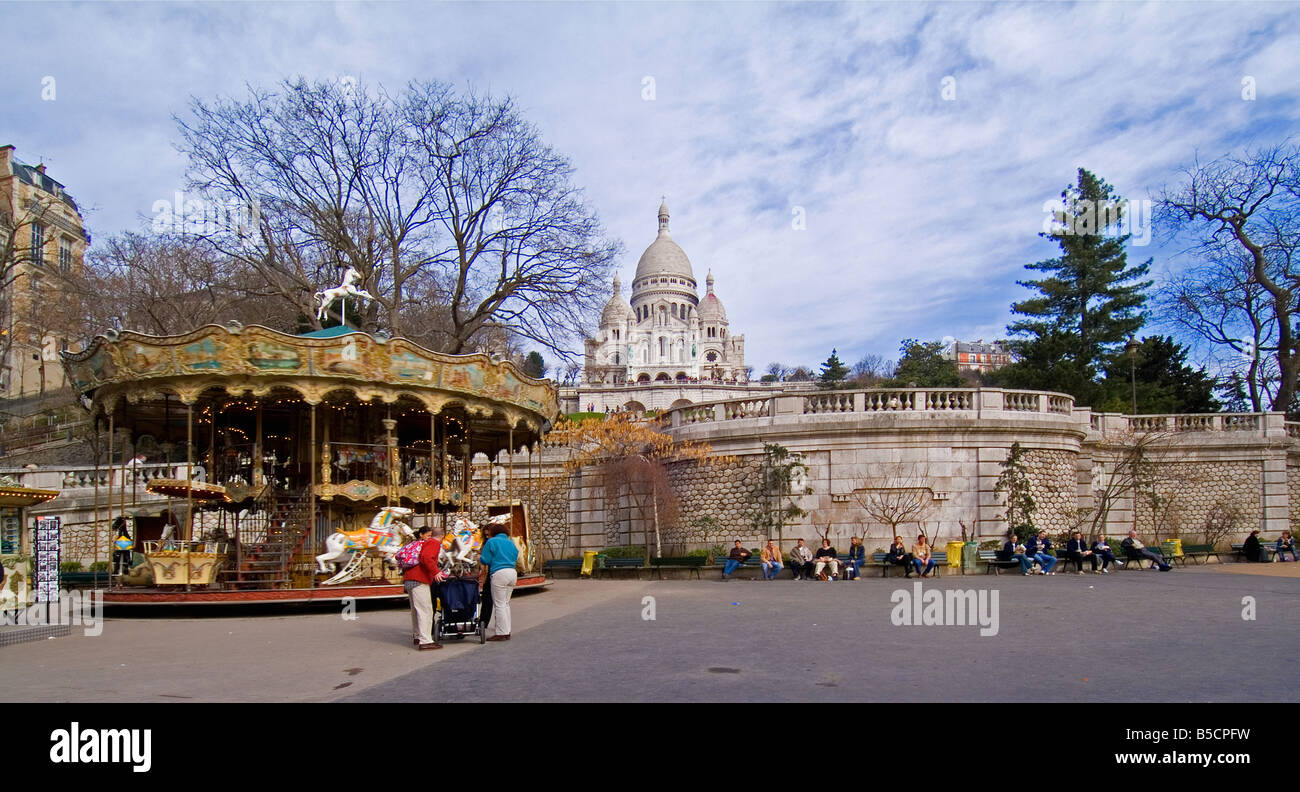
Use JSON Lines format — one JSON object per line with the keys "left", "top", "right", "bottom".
{"left": 395, "top": 539, "right": 427, "bottom": 571}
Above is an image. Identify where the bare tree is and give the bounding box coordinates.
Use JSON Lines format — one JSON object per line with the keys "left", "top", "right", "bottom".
{"left": 1160, "top": 246, "right": 1278, "bottom": 410}
{"left": 1085, "top": 428, "right": 1180, "bottom": 541}
{"left": 851, "top": 462, "right": 939, "bottom": 543}
{"left": 1158, "top": 144, "right": 1300, "bottom": 412}
{"left": 174, "top": 78, "right": 620, "bottom": 358}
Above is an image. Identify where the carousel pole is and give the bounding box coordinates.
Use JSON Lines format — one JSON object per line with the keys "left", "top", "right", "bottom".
{"left": 253, "top": 401, "right": 264, "bottom": 487}
{"left": 95, "top": 412, "right": 105, "bottom": 573}
{"left": 309, "top": 403, "right": 317, "bottom": 560}
{"left": 508, "top": 426, "right": 514, "bottom": 502}
{"left": 186, "top": 403, "right": 194, "bottom": 543}
{"left": 118, "top": 419, "right": 127, "bottom": 540}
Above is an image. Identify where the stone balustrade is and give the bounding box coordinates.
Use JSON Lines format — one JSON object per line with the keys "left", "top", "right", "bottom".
{"left": 666, "top": 387, "right": 1079, "bottom": 427}
{"left": 0, "top": 462, "right": 202, "bottom": 493}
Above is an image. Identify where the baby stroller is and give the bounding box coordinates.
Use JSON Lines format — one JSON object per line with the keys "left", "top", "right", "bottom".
{"left": 434, "top": 576, "right": 485, "bottom": 644}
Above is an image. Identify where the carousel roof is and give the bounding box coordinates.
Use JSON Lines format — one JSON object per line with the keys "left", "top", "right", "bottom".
{"left": 61, "top": 324, "right": 559, "bottom": 438}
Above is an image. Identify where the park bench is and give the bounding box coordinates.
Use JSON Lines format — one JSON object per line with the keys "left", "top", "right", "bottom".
{"left": 978, "top": 549, "right": 1025, "bottom": 575}
{"left": 870, "top": 551, "right": 946, "bottom": 577}
{"left": 542, "top": 558, "right": 583, "bottom": 577}
{"left": 1180, "top": 544, "right": 1221, "bottom": 565}
{"left": 1119, "top": 545, "right": 1168, "bottom": 569}
{"left": 649, "top": 556, "right": 707, "bottom": 579}
{"left": 1230, "top": 543, "right": 1277, "bottom": 563}
{"left": 58, "top": 571, "right": 111, "bottom": 588}
{"left": 597, "top": 556, "right": 644, "bottom": 578}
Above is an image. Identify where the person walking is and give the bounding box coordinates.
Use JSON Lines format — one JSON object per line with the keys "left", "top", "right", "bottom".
{"left": 404, "top": 526, "right": 444, "bottom": 651}
{"left": 478, "top": 523, "right": 519, "bottom": 641}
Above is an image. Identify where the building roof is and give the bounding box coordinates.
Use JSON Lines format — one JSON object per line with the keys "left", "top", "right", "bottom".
{"left": 697, "top": 271, "right": 726, "bottom": 322}
{"left": 633, "top": 201, "right": 696, "bottom": 283}
{"left": 600, "top": 274, "right": 634, "bottom": 326}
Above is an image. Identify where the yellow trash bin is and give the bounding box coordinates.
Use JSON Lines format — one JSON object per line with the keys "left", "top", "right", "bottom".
{"left": 946, "top": 541, "right": 964, "bottom": 568}
{"left": 580, "top": 550, "right": 601, "bottom": 578}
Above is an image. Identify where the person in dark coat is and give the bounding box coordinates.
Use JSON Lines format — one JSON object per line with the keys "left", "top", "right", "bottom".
{"left": 885, "top": 535, "right": 913, "bottom": 577}
{"left": 1065, "top": 530, "right": 1098, "bottom": 573}
{"left": 1242, "top": 530, "right": 1265, "bottom": 563}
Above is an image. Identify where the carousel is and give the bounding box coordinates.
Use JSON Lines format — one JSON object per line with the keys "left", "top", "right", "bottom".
{"left": 60, "top": 311, "right": 559, "bottom": 606}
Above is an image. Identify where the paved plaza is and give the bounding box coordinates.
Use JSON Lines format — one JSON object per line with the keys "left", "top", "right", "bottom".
{"left": 2, "top": 565, "right": 1297, "bottom": 703}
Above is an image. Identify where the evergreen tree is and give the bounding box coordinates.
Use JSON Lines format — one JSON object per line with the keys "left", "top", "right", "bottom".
{"left": 522, "top": 351, "right": 546, "bottom": 379}
{"left": 887, "top": 339, "right": 963, "bottom": 387}
{"left": 817, "top": 349, "right": 850, "bottom": 389}
{"left": 1096, "top": 335, "right": 1219, "bottom": 414}
{"left": 1004, "top": 169, "right": 1153, "bottom": 404}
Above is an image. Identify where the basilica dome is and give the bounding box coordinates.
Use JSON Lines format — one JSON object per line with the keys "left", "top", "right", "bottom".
{"left": 697, "top": 270, "right": 727, "bottom": 322}
{"left": 633, "top": 201, "right": 696, "bottom": 284}
{"left": 601, "top": 274, "right": 634, "bottom": 325}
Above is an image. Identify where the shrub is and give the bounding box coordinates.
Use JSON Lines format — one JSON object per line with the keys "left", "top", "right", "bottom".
{"left": 89, "top": 561, "right": 112, "bottom": 572}
{"left": 685, "top": 548, "right": 709, "bottom": 558}
{"left": 59, "top": 561, "right": 84, "bottom": 573}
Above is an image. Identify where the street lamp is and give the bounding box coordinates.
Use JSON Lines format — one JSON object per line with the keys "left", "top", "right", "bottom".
{"left": 1125, "top": 336, "right": 1141, "bottom": 415}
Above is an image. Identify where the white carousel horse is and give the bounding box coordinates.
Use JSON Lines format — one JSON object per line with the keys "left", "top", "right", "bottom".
{"left": 313, "top": 266, "right": 376, "bottom": 321}
{"left": 315, "top": 506, "right": 415, "bottom": 583}
{"left": 438, "top": 514, "right": 492, "bottom": 575}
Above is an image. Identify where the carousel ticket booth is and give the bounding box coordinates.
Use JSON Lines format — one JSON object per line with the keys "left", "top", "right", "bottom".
{"left": 61, "top": 323, "right": 558, "bottom": 604}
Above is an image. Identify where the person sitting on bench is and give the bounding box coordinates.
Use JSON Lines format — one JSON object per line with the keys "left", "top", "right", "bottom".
{"left": 814, "top": 538, "right": 840, "bottom": 581}
{"left": 1065, "top": 530, "right": 1098, "bottom": 574}
{"left": 789, "top": 538, "right": 815, "bottom": 580}
{"left": 911, "top": 534, "right": 936, "bottom": 578}
{"left": 760, "top": 539, "right": 784, "bottom": 580}
{"left": 1091, "top": 536, "right": 1119, "bottom": 572}
{"left": 999, "top": 533, "right": 1035, "bottom": 575}
{"left": 1121, "top": 529, "right": 1171, "bottom": 571}
{"left": 886, "top": 535, "right": 913, "bottom": 577}
{"left": 1277, "top": 531, "right": 1298, "bottom": 562}
{"left": 722, "top": 540, "right": 752, "bottom": 579}
{"left": 1024, "top": 530, "right": 1057, "bottom": 575}
{"left": 843, "top": 536, "right": 866, "bottom": 580}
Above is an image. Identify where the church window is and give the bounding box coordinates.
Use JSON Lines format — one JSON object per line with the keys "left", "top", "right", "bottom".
{"left": 672, "top": 304, "right": 678, "bottom": 318}
{"left": 659, "top": 337, "right": 666, "bottom": 359}
{"left": 706, "top": 351, "right": 718, "bottom": 362}
{"left": 614, "top": 353, "right": 620, "bottom": 365}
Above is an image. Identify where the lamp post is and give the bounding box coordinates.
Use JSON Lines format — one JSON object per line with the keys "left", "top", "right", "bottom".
{"left": 1125, "top": 336, "right": 1141, "bottom": 415}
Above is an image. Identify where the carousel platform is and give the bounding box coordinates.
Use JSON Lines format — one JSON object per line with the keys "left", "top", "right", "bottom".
{"left": 100, "top": 574, "right": 549, "bottom": 607}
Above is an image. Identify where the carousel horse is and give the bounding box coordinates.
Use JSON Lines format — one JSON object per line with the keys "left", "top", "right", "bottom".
{"left": 313, "top": 266, "right": 376, "bottom": 322}
{"left": 440, "top": 514, "right": 488, "bottom": 575}
{"left": 314, "top": 506, "right": 415, "bottom": 575}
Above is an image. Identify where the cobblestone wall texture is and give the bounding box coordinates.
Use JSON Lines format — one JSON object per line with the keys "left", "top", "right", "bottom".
{"left": 1023, "top": 449, "right": 1078, "bottom": 534}
{"left": 1131, "top": 461, "right": 1261, "bottom": 541}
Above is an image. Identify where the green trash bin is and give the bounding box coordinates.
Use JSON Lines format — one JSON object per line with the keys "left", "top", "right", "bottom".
{"left": 962, "top": 541, "right": 979, "bottom": 574}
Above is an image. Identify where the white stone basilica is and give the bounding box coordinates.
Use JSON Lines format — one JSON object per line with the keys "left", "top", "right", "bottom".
{"left": 583, "top": 201, "right": 746, "bottom": 389}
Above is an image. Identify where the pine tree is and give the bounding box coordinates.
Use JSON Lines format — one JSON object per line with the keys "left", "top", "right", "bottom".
{"left": 887, "top": 339, "right": 964, "bottom": 388}
{"left": 1005, "top": 169, "right": 1153, "bottom": 404}
{"left": 817, "top": 349, "right": 850, "bottom": 389}
{"left": 522, "top": 351, "right": 546, "bottom": 379}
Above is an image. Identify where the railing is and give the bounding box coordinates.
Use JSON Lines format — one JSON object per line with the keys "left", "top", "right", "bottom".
{"left": 926, "top": 391, "right": 976, "bottom": 411}
{"left": 1093, "top": 412, "right": 1277, "bottom": 435}
{"left": 327, "top": 443, "right": 390, "bottom": 486}
{"left": 864, "top": 391, "right": 920, "bottom": 411}
{"left": 1047, "top": 395, "right": 1073, "bottom": 415}
{"left": 0, "top": 462, "right": 201, "bottom": 492}
{"left": 212, "top": 443, "right": 256, "bottom": 486}
{"left": 722, "top": 398, "right": 771, "bottom": 419}
{"left": 803, "top": 392, "right": 854, "bottom": 414}
{"left": 1002, "top": 391, "right": 1041, "bottom": 412}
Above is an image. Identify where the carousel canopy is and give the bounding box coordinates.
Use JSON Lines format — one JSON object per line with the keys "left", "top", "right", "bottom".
{"left": 60, "top": 324, "right": 559, "bottom": 454}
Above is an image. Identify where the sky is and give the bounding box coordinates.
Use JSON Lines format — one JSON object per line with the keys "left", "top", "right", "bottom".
{"left": 3, "top": 1, "right": 1298, "bottom": 376}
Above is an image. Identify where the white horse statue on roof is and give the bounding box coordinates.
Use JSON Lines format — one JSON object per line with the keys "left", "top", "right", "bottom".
{"left": 314, "top": 266, "right": 375, "bottom": 323}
